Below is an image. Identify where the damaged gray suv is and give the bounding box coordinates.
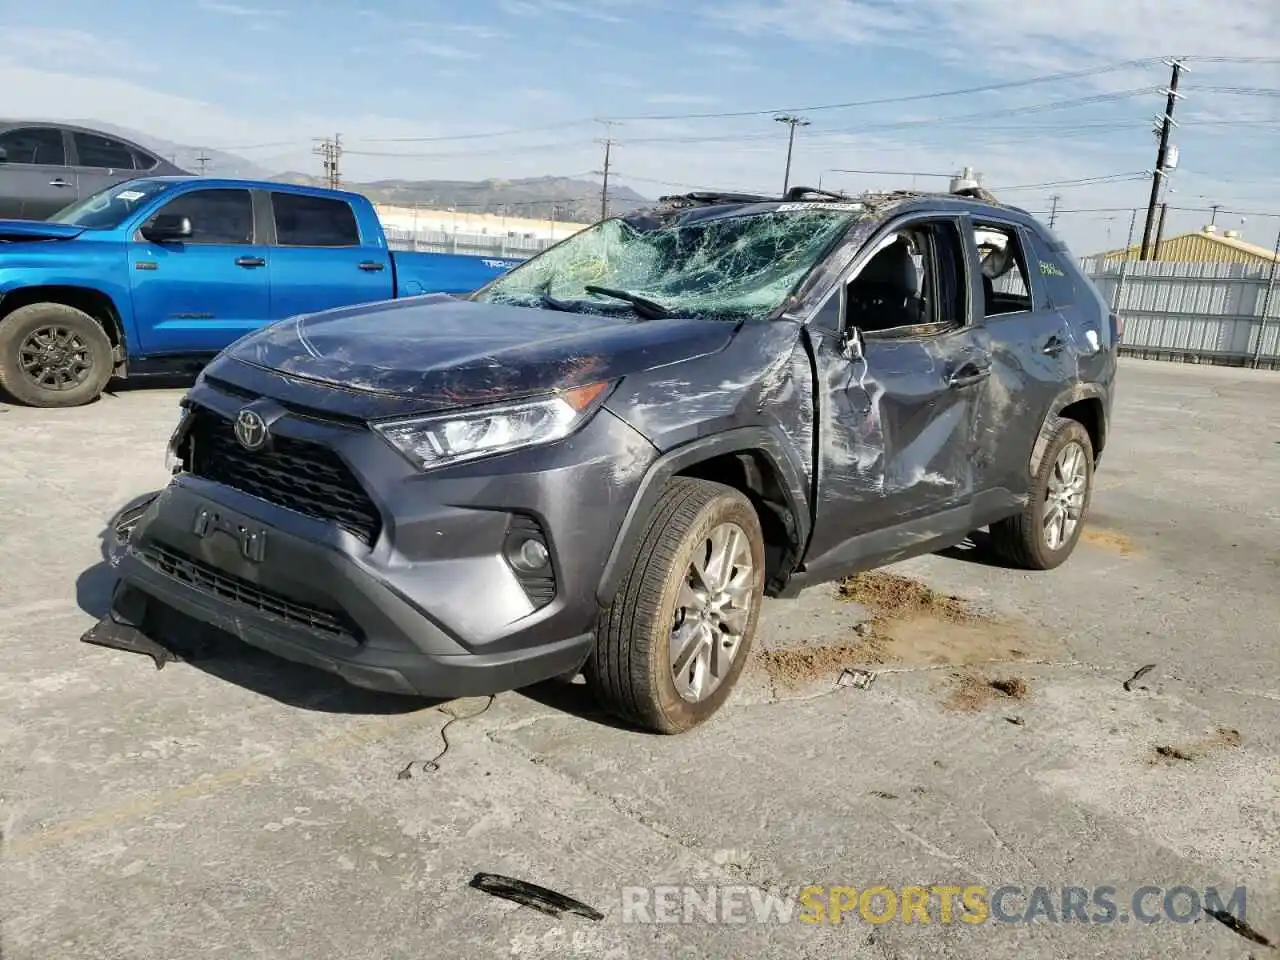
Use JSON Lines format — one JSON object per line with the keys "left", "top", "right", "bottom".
{"left": 91, "top": 186, "right": 1118, "bottom": 734}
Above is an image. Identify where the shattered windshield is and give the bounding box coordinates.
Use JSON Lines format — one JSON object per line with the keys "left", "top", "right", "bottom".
{"left": 473, "top": 205, "right": 862, "bottom": 320}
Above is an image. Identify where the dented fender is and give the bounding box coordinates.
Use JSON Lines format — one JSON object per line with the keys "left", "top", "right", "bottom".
{"left": 1028, "top": 381, "right": 1110, "bottom": 477}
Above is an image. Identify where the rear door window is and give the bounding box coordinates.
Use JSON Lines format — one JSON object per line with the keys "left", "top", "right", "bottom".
{"left": 271, "top": 192, "right": 360, "bottom": 247}
{"left": 0, "top": 126, "right": 66, "bottom": 165}
{"left": 73, "top": 132, "right": 137, "bottom": 169}
{"left": 1023, "top": 228, "right": 1079, "bottom": 309}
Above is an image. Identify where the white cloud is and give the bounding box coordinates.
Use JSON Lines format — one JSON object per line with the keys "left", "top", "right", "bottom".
{"left": 197, "top": 0, "right": 283, "bottom": 17}
{"left": 408, "top": 41, "right": 481, "bottom": 61}
{"left": 497, "top": 0, "right": 630, "bottom": 23}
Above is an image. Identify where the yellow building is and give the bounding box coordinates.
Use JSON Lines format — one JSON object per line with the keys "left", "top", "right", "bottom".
{"left": 1102, "top": 225, "right": 1279, "bottom": 266}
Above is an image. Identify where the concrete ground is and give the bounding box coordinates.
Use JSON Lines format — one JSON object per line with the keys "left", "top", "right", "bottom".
{"left": 1, "top": 358, "right": 1278, "bottom": 959}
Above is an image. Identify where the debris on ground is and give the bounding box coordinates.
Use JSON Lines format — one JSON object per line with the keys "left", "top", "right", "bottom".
{"left": 837, "top": 571, "right": 976, "bottom": 623}
{"left": 1150, "top": 727, "right": 1243, "bottom": 765}
{"left": 837, "top": 668, "right": 877, "bottom": 690}
{"left": 397, "top": 695, "right": 496, "bottom": 779}
{"left": 1123, "top": 663, "right": 1158, "bottom": 691}
{"left": 868, "top": 790, "right": 898, "bottom": 800}
{"left": 1006, "top": 715, "right": 1026, "bottom": 726}
{"left": 1204, "top": 907, "right": 1277, "bottom": 949}
{"left": 944, "top": 672, "right": 1032, "bottom": 712}
{"left": 469, "top": 873, "right": 604, "bottom": 921}
{"left": 759, "top": 572, "right": 1061, "bottom": 690}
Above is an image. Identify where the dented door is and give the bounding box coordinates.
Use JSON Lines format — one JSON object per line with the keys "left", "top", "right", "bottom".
{"left": 803, "top": 320, "right": 988, "bottom": 564}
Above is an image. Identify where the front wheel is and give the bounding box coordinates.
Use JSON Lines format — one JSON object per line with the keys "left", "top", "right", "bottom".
{"left": 990, "top": 419, "right": 1094, "bottom": 570}
{"left": 0, "top": 303, "right": 115, "bottom": 408}
{"left": 586, "top": 477, "right": 766, "bottom": 734}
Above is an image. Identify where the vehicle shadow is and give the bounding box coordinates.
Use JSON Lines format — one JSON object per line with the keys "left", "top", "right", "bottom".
{"left": 934, "top": 529, "right": 1012, "bottom": 568}
{"left": 104, "top": 372, "right": 199, "bottom": 396}
{"left": 77, "top": 492, "right": 635, "bottom": 729}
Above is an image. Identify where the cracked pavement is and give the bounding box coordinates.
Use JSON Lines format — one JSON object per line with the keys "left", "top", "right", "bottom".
{"left": 1, "top": 358, "right": 1278, "bottom": 959}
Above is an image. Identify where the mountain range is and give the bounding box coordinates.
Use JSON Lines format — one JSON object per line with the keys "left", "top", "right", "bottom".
{"left": 79, "top": 121, "right": 651, "bottom": 223}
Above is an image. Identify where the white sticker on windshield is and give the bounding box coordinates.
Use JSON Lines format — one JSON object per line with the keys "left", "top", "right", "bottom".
{"left": 115, "top": 190, "right": 146, "bottom": 202}
{"left": 776, "top": 202, "right": 862, "bottom": 212}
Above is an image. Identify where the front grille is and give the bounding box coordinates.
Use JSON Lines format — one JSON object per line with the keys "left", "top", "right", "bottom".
{"left": 137, "top": 541, "right": 357, "bottom": 643}
{"left": 183, "top": 405, "right": 382, "bottom": 545}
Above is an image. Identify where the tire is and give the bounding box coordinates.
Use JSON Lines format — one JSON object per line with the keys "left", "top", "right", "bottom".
{"left": 989, "top": 418, "right": 1094, "bottom": 570}
{"left": 586, "top": 477, "right": 766, "bottom": 734}
{"left": 0, "top": 302, "right": 115, "bottom": 408}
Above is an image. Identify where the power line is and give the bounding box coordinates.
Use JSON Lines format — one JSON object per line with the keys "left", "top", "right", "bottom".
{"left": 606, "top": 57, "right": 1165, "bottom": 121}
{"left": 994, "top": 172, "right": 1151, "bottom": 191}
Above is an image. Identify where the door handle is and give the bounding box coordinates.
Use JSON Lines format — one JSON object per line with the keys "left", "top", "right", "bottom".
{"left": 1041, "top": 335, "right": 1067, "bottom": 356}
{"left": 358, "top": 260, "right": 386, "bottom": 272}
{"left": 49, "top": 178, "right": 71, "bottom": 187}
{"left": 235, "top": 256, "right": 266, "bottom": 268}
{"left": 947, "top": 361, "right": 992, "bottom": 388}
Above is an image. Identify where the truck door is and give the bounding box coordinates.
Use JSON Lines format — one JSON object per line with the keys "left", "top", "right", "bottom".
{"left": 266, "top": 191, "right": 392, "bottom": 320}
{"left": 128, "top": 186, "right": 271, "bottom": 355}
{"left": 0, "top": 125, "right": 75, "bottom": 219}
{"left": 801, "top": 216, "right": 988, "bottom": 578}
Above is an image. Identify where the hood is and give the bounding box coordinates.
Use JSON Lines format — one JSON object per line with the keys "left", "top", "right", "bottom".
{"left": 0, "top": 219, "right": 87, "bottom": 243}
{"left": 221, "top": 294, "right": 737, "bottom": 415}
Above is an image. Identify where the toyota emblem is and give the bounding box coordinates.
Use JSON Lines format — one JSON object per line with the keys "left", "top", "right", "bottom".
{"left": 233, "top": 408, "right": 269, "bottom": 451}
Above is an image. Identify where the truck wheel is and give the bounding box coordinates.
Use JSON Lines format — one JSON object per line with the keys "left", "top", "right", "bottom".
{"left": 587, "top": 477, "right": 765, "bottom": 734}
{"left": 989, "top": 419, "right": 1094, "bottom": 570}
{"left": 0, "top": 303, "right": 115, "bottom": 408}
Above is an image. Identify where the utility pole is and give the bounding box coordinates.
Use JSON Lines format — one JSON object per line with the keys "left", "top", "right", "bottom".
{"left": 1139, "top": 59, "right": 1185, "bottom": 260}
{"left": 312, "top": 133, "right": 343, "bottom": 189}
{"left": 1048, "top": 194, "right": 1061, "bottom": 229}
{"left": 593, "top": 120, "right": 620, "bottom": 221}
{"left": 1153, "top": 202, "right": 1169, "bottom": 258}
{"left": 775, "top": 114, "right": 810, "bottom": 195}
{"left": 1209, "top": 203, "right": 1221, "bottom": 226}
{"left": 194, "top": 152, "right": 211, "bottom": 176}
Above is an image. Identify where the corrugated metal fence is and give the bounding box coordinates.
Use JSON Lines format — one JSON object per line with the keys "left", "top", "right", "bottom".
{"left": 384, "top": 227, "right": 552, "bottom": 259}
{"left": 1080, "top": 256, "right": 1280, "bottom": 369}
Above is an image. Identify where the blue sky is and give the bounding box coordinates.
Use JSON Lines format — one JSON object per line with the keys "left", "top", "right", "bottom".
{"left": 1, "top": 0, "right": 1277, "bottom": 253}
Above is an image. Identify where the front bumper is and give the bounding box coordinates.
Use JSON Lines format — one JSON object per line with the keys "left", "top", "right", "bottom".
{"left": 109, "top": 378, "right": 657, "bottom": 697}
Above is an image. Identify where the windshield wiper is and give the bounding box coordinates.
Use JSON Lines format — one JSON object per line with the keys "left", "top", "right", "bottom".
{"left": 582, "top": 285, "right": 673, "bottom": 321}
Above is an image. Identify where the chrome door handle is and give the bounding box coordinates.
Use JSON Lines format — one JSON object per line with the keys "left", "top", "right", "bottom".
{"left": 49, "top": 178, "right": 71, "bottom": 187}
{"left": 947, "top": 362, "right": 992, "bottom": 388}
{"left": 1042, "top": 335, "right": 1067, "bottom": 356}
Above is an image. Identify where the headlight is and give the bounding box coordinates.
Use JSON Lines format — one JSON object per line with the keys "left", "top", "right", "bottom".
{"left": 373, "top": 381, "right": 613, "bottom": 471}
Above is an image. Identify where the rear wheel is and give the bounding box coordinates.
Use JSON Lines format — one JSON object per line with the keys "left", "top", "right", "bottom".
{"left": 990, "top": 419, "right": 1094, "bottom": 570}
{"left": 586, "top": 477, "right": 765, "bottom": 734}
{"left": 0, "top": 302, "right": 114, "bottom": 408}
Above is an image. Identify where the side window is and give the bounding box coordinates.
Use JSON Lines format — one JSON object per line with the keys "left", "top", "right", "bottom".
{"left": 0, "top": 126, "right": 66, "bottom": 165}
{"left": 844, "top": 219, "right": 968, "bottom": 336}
{"left": 271, "top": 193, "right": 360, "bottom": 247}
{"left": 131, "top": 148, "right": 160, "bottom": 171}
{"left": 972, "top": 223, "right": 1033, "bottom": 317}
{"left": 148, "top": 189, "right": 253, "bottom": 244}
{"left": 1023, "top": 228, "right": 1078, "bottom": 309}
{"left": 73, "top": 132, "right": 136, "bottom": 169}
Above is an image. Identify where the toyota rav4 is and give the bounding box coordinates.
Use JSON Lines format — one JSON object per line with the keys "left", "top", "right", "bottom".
{"left": 91, "top": 186, "right": 1118, "bottom": 734}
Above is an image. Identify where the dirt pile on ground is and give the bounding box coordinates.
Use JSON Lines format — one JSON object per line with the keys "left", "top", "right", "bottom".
{"left": 942, "top": 672, "right": 1032, "bottom": 712}
{"left": 758, "top": 571, "right": 1063, "bottom": 690}
{"left": 1150, "top": 726, "right": 1242, "bottom": 764}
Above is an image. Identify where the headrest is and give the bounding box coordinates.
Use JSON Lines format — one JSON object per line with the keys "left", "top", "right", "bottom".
{"left": 859, "top": 238, "right": 919, "bottom": 297}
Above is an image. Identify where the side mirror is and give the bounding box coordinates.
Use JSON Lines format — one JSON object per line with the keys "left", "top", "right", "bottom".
{"left": 0, "top": 146, "right": 8, "bottom": 163}
{"left": 142, "top": 214, "right": 192, "bottom": 242}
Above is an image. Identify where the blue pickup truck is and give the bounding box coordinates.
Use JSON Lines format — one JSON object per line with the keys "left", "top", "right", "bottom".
{"left": 0, "top": 176, "right": 521, "bottom": 407}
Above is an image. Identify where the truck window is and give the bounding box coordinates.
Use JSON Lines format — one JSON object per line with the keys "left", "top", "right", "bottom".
{"left": 0, "top": 126, "right": 66, "bottom": 165}
{"left": 1023, "top": 227, "right": 1078, "bottom": 309}
{"left": 271, "top": 193, "right": 360, "bottom": 247}
{"left": 149, "top": 189, "right": 254, "bottom": 245}
{"left": 73, "top": 132, "right": 137, "bottom": 169}
{"left": 971, "top": 223, "right": 1033, "bottom": 317}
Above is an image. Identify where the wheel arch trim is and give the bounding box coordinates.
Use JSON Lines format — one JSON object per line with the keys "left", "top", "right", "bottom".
{"left": 1028, "top": 383, "right": 1108, "bottom": 479}
{"left": 596, "top": 427, "right": 811, "bottom": 607}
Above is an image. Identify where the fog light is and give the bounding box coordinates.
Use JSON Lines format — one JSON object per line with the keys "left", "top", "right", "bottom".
{"left": 512, "top": 538, "right": 550, "bottom": 572}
